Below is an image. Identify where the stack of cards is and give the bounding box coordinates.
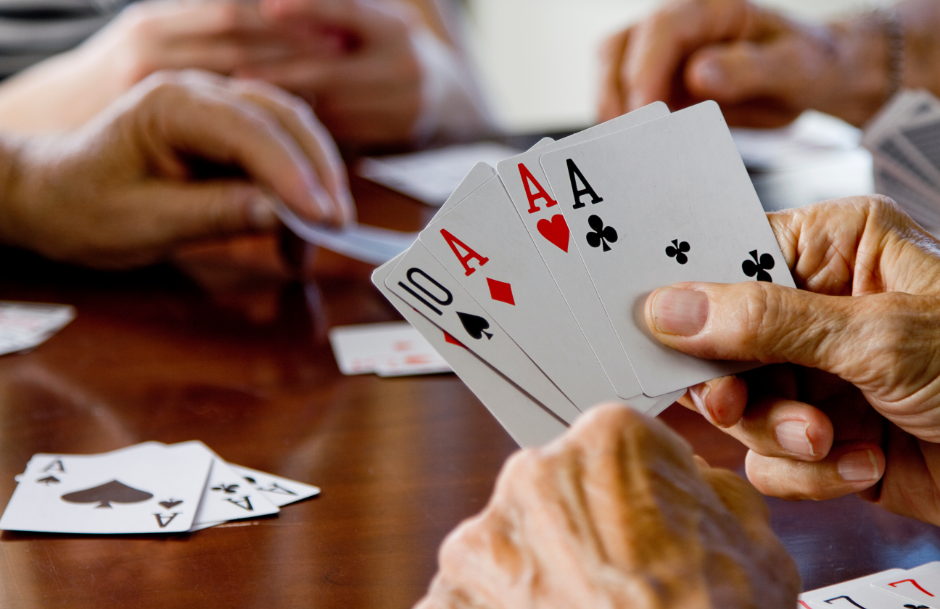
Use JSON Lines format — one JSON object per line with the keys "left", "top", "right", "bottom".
{"left": 372, "top": 101, "right": 794, "bottom": 448}
{"left": 863, "top": 89, "right": 940, "bottom": 234}
{"left": 329, "top": 321, "right": 450, "bottom": 377}
{"left": 0, "top": 441, "right": 320, "bottom": 535}
{"left": 0, "top": 301, "right": 75, "bottom": 356}
{"left": 799, "top": 562, "right": 940, "bottom": 608}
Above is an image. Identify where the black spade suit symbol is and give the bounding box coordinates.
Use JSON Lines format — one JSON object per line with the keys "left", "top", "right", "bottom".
{"left": 457, "top": 312, "right": 493, "bottom": 340}
{"left": 159, "top": 499, "right": 183, "bottom": 509}
{"left": 61, "top": 480, "right": 154, "bottom": 509}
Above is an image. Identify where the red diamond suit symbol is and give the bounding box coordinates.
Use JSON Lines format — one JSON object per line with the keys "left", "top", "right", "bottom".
{"left": 486, "top": 278, "right": 515, "bottom": 305}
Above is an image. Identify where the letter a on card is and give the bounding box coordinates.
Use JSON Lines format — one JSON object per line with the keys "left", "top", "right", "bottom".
{"left": 440, "top": 229, "right": 488, "bottom": 276}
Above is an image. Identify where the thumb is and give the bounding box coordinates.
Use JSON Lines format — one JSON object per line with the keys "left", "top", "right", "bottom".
{"left": 644, "top": 281, "right": 939, "bottom": 389}
{"left": 684, "top": 40, "right": 802, "bottom": 105}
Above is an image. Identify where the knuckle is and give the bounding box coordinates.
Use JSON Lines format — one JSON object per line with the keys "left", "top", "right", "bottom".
{"left": 730, "top": 281, "right": 776, "bottom": 355}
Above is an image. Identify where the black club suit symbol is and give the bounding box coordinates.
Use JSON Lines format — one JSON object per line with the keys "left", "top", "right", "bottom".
{"left": 212, "top": 483, "right": 240, "bottom": 494}
{"left": 585, "top": 215, "right": 617, "bottom": 252}
{"left": 742, "top": 250, "right": 775, "bottom": 282}
{"left": 666, "top": 240, "right": 690, "bottom": 264}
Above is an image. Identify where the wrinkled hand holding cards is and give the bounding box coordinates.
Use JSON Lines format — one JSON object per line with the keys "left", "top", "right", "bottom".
{"left": 372, "top": 101, "right": 794, "bottom": 447}
{"left": 0, "top": 301, "right": 75, "bottom": 356}
{"left": 799, "top": 561, "right": 940, "bottom": 608}
{"left": 0, "top": 441, "right": 320, "bottom": 535}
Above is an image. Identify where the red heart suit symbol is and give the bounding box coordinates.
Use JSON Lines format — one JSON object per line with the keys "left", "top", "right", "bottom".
{"left": 537, "top": 214, "right": 569, "bottom": 252}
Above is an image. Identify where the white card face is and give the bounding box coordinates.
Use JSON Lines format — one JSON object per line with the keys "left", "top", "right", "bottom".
{"left": 870, "top": 563, "right": 940, "bottom": 607}
{"left": 800, "top": 569, "right": 908, "bottom": 608}
{"left": 191, "top": 456, "right": 279, "bottom": 530}
{"left": 373, "top": 255, "right": 568, "bottom": 447}
{"left": 496, "top": 103, "right": 670, "bottom": 399}
{"left": 541, "top": 101, "right": 795, "bottom": 396}
{"left": 328, "top": 322, "right": 449, "bottom": 375}
{"left": 419, "top": 176, "right": 620, "bottom": 412}
{"left": 1, "top": 442, "right": 213, "bottom": 534}
{"left": 802, "top": 581, "right": 926, "bottom": 609}
{"left": 228, "top": 464, "right": 321, "bottom": 508}
{"left": 384, "top": 242, "right": 582, "bottom": 423}
{"left": 0, "top": 301, "right": 76, "bottom": 356}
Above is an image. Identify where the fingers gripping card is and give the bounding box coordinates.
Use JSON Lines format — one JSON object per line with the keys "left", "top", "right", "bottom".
{"left": 540, "top": 101, "right": 795, "bottom": 397}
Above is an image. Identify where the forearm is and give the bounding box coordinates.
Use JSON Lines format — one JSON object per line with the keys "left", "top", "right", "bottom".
{"left": 0, "top": 135, "right": 27, "bottom": 248}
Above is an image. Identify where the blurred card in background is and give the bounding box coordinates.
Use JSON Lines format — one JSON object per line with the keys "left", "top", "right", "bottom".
{"left": 864, "top": 89, "right": 940, "bottom": 235}
{"left": 329, "top": 321, "right": 450, "bottom": 377}
{"left": 358, "top": 142, "right": 522, "bottom": 206}
{"left": 0, "top": 301, "right": 76, "bottom": 356}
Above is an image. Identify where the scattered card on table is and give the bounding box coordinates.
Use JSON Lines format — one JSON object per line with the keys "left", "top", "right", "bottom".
{"left": 1, "top": 442, "right": 212, "bottom": 534}
{"left": 329, "top": 321, "right": 450, "bottom": 376}
{"left": 190, "top": 454, "right": 280, "bottom": 531}
{"left": 0, "top": 301, "right": 76, "bottom": 356}
{"left": 228, "top": 464, "right": 321, "bottom": 508}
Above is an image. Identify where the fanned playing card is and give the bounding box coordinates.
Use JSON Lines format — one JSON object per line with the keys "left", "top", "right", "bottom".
{"left": 385, "top": 241, "right": 582, "bottom": 424}
{"left": 0, "top": 301, "right": 76, "bottom": 356}
{"left": 374, "top": 254, "right": 569, "bottom": 447}
{"left": 418, "top": 176, "right": 622, "bottom": 412}
{"left": 540, "top": 101, "right": 795, "bottom": 397}
{"left": 495, "top": 102, "right": 670, "bottom": 401}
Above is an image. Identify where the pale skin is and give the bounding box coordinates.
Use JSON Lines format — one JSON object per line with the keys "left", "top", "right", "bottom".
{"left": 645, "top": 196, "right": 940, "bottom": 525}
{"left": 415, "top": 404, "right": 801, "bottom": 609}
{"left": 0, "top": 70, "right": 353, "bottom": 269}
{"left": 0, "top": 0, "right": 469, "bottom": 144}
{"left": 598, "top": 0, "right": 940, "bottom": 128}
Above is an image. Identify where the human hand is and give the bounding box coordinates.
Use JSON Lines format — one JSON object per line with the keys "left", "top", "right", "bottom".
{"left": 415, "top": 403, "right": 799, "bottom": 609}
{"left": 0, "top": 0, "right": 345, "bottom": 134}
{"left": 598, "top": 0, "right": 889, "bottom": 127}
{"left": 644, "top": 196, "right": 940, "bottom": 524}
{"left": 0, "top": 70, "right": 353, "bottom": 268}
{"left": 244, "top": 0, "right": 430, "bottom": 144}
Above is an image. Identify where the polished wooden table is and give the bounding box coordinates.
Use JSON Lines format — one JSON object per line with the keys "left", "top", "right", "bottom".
{"left": 1, "top": 173, "right": 939, "bottom": 609}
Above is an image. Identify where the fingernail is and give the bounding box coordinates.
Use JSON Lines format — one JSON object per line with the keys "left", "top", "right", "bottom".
{"left": 775, "top": 420, "right": 815, "bottom": 458}
{"left": 650, "top": 288, "right": 708, "bottom": 336}
{"left": 249, "top": 196, "right": 278, "bottom": 229}
{"left": 689, "top": 384, "right": 716, "bottom": 425}
{"left": 694, "top": 59, "right": 725, "bottom": 91}
{"left": 837, "top": 450, "right": 879, "bottom": 482}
